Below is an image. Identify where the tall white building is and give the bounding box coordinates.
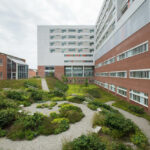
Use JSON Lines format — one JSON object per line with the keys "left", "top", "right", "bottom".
{"left": 38, "top": 25, "right": 95, "bottom": 82}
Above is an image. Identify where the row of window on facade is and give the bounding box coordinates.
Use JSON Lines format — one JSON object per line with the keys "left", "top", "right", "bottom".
{"left": 65, "top": 66, "right": 94, "bottom": 77}
{"left": 49, "top": 41, "right": 94, "bottom": 46}
{"left": 95, "top": 42, "right": 148, "bottom": 68}
{"left": 94, "top": 80, "right": 148, "bottom": 107}
{"left": 64, "top": 60, "right": 93, "bottom": 63}
{"left": 50, "top": 35, "right": 94, "bottom": 40}
{"left": 50, "top": 29, "right": 94, "bottom": 33}
{"left": 64, "top": 54, "right": 93, "bottom": 57}
{"left": 49, "top": 48, "right": 94, "bottom": 53}
{"left": 95, "top": 69, "right": 150, "bottom": 79}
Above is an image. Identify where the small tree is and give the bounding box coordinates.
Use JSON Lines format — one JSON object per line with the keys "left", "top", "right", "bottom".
{"left": 62, "top": 75, "right": 68, "bottom": 83}
{"left": 84, "top": 78, "right": 89, "bottom": 87}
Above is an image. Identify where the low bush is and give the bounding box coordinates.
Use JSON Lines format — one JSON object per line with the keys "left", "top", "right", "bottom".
{"left": 55, "top": 79, "right": 68, "bottom": 92}
{"left": 130, "top": 129, "right": 148, "bottom": 148}
{"left": 0, "top": 128, "right": 7, "bottom": 137}
{"left": 49, "top": 102, "right": 57, "bottom": 109}
{"left": 59, "top": 103, "right": 84, "bottom": 123}
{"left": 87, "top": 103, "right": 97, "bottom": 110}
{"left": 0, "top": 108, "right": 17, "bottom": 128}
{"left": 93, "top": 113, "right": 105, "bottom": 127}
{"left": 49, "top": 112, "right": 60, "bottom": 119}
{"left": 24, "top": 81, "right": 38, "bottom": 88}
{"left": 36, "top": 103, "right": 49, "bottom": 109}
{"left": 0, "top": 99, "right": 18, "bottom": 109}
{"left": 128, "top": 105, "right": 144, "bottom": 114}
{"left": 30, "top": 89, "right": 43, "bottom": 101}
{"left": 51, "top": 97, "right": 64, "bottom": 101}
{"left": 63, "top": 133, "right": 106, "bottom": 150}
{"left": 67, "top": 95, "right": 85, "bottom": 103}
{"left": 51, "top": 118, "right": 69, "bottom": 134}
{"left": 50, "top": 89, "right": 64, "bottom": 97}
{"left": 112, "top": 143, "right": 133, "bottom": 150}
{"left": 86, "top": 88, "right": 101, "bottom": 98}
{"left": 6, "top": 90, "right": 28, "bottom": 101}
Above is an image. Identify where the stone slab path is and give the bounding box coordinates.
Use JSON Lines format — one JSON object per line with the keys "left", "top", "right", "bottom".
{"left": 0, "top": 102, "right": 95, "bottom": 150}
{"left": 106, "top": 101, "right": 150, "bottom": 144}
{"left": 41, "top": 78, "right": 49, "bottom": 92}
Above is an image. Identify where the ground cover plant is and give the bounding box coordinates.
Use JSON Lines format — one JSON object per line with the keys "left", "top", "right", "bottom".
{"left": 58, "top": 103, "right": 85, "bottom": 123}
{"left": 67, "top": 84, "right": 118, "bottom": 103}
{"left": 0, "top": 78, "right": 41, "bottom": 90}
{"left": 112, "top": 100, "right": 150, "bottom": 122}
{"left": 66, "top": 95, "right": 86, "bottom": 104}
{"left": 92, "top": 103, "right": 149, "bottom": 149}
{"left": 62, "top": 133, "right": 133, "bottom": 150}
{"left": 36, "top": 102, "right": 57, "bottom": 109}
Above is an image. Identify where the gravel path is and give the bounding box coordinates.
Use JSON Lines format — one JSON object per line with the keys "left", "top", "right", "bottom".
{"left": 106, "top": 101, "right": 150, "bottom": 143}
{"left": 0, "top": 101, "right": 95, "bottom": 150}
{"left": 41, "top": 78, "right": 49, "bottom": 92}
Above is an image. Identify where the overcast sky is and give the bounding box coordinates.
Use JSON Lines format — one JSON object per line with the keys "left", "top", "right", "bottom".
{"left": 0, "top": 0, "right": 104, "bottom": 69}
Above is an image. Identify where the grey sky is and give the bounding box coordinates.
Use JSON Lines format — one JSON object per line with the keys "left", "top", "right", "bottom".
{"left": 0, "top": 0, "right": 104, "bottom": 69}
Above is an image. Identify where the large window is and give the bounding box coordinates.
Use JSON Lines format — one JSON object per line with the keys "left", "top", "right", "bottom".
{"left": 117, "top": 86, "right": 127, "bottom": 97}
{"left": 109, "top": 84, "right": 115, "bottom": 92}
{"left": 117, "top": 42, "right": 148, "bottom": 61}
{"left": 84, "top": 66, "right": 94, "bottom": 77}
{"left": 117, "top": 71, "right": 127, "bottom": 78}
{"left": 130, "top": 70, "right": 150, "bottom": 79}
{"left": 18, "top": 65, "right": 28, "bottom": 79}
{"left": 73, "top": 66, "right": 83, "bottom": 77}
{"left": 0, "top": 59, "right": 3, "bottom": 66}
{"left": 64, "top": 66, "right": 72, "bottom": 77}
{"left": 130, "top": 90, "right": 148, "bottom": 107}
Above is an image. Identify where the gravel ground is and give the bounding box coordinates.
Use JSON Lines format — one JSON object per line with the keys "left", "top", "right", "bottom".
{"left": 106, "top": 101, "right": 150, "bottom": 144}
{"left": 0, "top": 101, "right": 95, "bottom": 150}
{"left": 41, "top": 78, "right": 49, "bottom": 92}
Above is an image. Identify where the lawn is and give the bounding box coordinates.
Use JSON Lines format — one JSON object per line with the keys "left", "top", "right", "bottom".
{"left": 67, "top": 84, "right": 119, "bottom": 103}
{"left": 0, "top": 78, "right": 42, "bottom": 90}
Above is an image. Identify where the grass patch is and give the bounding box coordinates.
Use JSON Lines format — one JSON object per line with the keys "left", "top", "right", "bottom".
{"left": 0, "top": 78, "right": 41, "bottom": 90}
{"left": 67, "top": 84, "right": 118, "bottom": 103}
{"left": 113, "top": 100, "right": 150, "bottom": 122}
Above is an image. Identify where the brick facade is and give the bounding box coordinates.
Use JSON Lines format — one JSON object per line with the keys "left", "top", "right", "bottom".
{"left": 54, "top": 66, "right": 64, "bottom": 80}
{"left": 29, "top": 69, "right": 37, "bottom": 78}
{"left": 0, "top": 54, "right": 7, "bottom": 80}
{"left": 95, "top": 23, "right": 150, "bottom": 112}
{"left": 38, "top": 66, "right": 45, "bottom": 78}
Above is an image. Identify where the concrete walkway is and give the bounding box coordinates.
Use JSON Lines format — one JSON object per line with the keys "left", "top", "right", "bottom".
{"left": 0, "top": 102, "right": 95, "bottom": 150}
{"left": 41, "top": 78, "right": 49, "bottom": 92}
{"left": 106, "top": 101, "right": 150, "bottom": 143}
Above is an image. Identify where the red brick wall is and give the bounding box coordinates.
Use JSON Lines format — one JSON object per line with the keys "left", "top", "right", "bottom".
{"left": 55, "top": 66, "right": 64, "bottom": 80}
{"left": 38, "top": 66, "right": 45, "bottom": 78}
{"left": 95, "top": 23, "right": 150, "bottom": 112}
{"left": 0, "top": 54, "right": 7, "bottom": 80}
{"left": 29, "top": 69, "right": 36, "bottom": 78}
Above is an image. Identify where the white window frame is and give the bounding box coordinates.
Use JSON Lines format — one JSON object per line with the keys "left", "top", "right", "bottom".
{"left": 117, "top": 86, "right": 127, "bottom": 97}
{"left": 130, "top": 90, "right": 148, "bottom": 107}
{"left": 109, "top": 84, "right": 116, "bottom": 92}
{"left": 129, "top": 69, "right": 150, "bottom": 80}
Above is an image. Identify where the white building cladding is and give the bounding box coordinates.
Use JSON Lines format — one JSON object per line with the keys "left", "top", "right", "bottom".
{"left": 37, "top": 25, "right": 95, "bottom": 77}
{"left": 95, "top": 0, "right": 150, "bottom": 60}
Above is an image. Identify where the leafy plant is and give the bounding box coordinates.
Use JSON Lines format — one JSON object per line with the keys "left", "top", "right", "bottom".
{"left": 67, "top": 95, "right": 85, "bottom": 103}
{"left": 128, "top": 105, "right": 144, "bottom": 114}
{"left": 0, "top": 128, "right": 7, "bottom": 137}
{"left": 86, "top": 88, "right": 101, "bottom": 98}
{"left": 84, "top": 78, "right": 89, "bottom": 87}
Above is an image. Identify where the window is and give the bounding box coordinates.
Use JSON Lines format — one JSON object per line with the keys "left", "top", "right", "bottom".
{"left": 109, "top": 84, "right": 115, "bottom": 92}
{"left": 50, "top": 36, "right": 54, "bottom": 39}
{"left": 62, "top": 36, "right": 67, "bottom": 39}
{"left": 110, "top": 72, "right": 117, "bottom": 77}
{"left": 68, "top": 29, "right": 76, "bottom": 32}
{"left": 117, "top": 42, "right": 148, "bottom": 61}
{"left": 50, "top": 42, "right": 55, "bottom": 46}
{"left": 0, "top": 72, "right": 3, "bottom": 79}
{"left": 0, "top": 59, "right": 3, "bottom": 66}
{"left": 90, "top": 29, "right": 94, "bottom": 33}
{"left": 117, "top": 71, "right": 127, "bottom": 78}
{"left": 104, "top": 83, "right": 109, "bottom": 89}
{"left": 69, "top": 42, "right": 76, "bottom": 45}
{"left": 130, "top": 70, "right": 150, "bottom": 79}
{"left": 117, "top": 86, "right": 127, "bottom": 97}
{"left": 50, "top": 49, "right": 55, "bottom": 53}
{"left": 68, "top": 35, "right": 76, "bottom": 39}
{"left": 62, "top": 29, "right": 66, "bottom": 33}
{"left": 130, "top": 90, "right": 148, "bottom": 107}
{"left": 50, "top": 29, "right": 54, "bottom": 33}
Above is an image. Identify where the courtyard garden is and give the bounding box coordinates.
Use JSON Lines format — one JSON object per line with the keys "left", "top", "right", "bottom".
{"left": 0, "top": 77, "right": 150, "bottom": 150}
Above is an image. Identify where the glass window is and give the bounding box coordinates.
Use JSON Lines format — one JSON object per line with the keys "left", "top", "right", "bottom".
{"left": 0, "top": 59, "right": 3, "bottom": 66}
{"left": 0, "top": 72, "right": 3, "bottom": 79}
{"left": 117, "top": 87, "right": 127, "bottom": 97}
{"left": 130, "top": 70, "right": 150, "bottom": 79}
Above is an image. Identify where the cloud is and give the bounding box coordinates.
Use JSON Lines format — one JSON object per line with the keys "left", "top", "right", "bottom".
{"left": 0, "top": 0, "right": 104, "bottom": 69}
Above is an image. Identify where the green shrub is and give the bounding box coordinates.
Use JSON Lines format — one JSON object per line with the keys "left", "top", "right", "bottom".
{"left": 93, "top": 113, "right": 105, "bottom": 127}
{"left": 51, "top": 97, "right": 64, "bottom": 101}
{"left": 128, "top": 105, "right": 144, "bottom": 114}
{"left": 49, "top": 112, "right": 60, "bottom": 119}
{"left": 0, "top": 128, "right": 7, "bottom": 137}
{"left": 6, "top": 90, "right": 28, "bottom": 101}
{"left": 112, "top": 143, "right": 133, "bottom": 150}
{"left": 63, "top": 133, "right": 106, "bottom": 150}
{"left": 130, "top": 129, "right": 148, "bottom": 148}
{"left": 55, "top": 79, "right": 68, "bottom": 92}
{"left": 84, "top": 78, "right": 89, "bottom": 87}
{"left": 104, "top": 112, "right": 136, "bottom": 137}
{"left": 51, "top": 118, "right": 69, "bottom": 134}
{"left": 25, "top": 130, "right": 38, "bottom": 140}
{"left": 24, "top": 81, "right": 38, "bottom": 88}
{"left": 86, "top": 88, "right": 101, "bottom": 98}
{"left": 0, "top": 109, "right": 17, "bottom": 128}
{"left": 67, "top": 95, "right": 85, "bottom": 103}
{"left": 49, "top": 102, "right": 57, "bottom": 109}
{"left": 59, "top": 103, "right": 84, "bottom": 123}
{"left": 50, "top": 89, "right": 64, "bottom": 97}
{"left": 36, "top": 103, "right": 49, "bottom": 109}
{"left": 0, "top": 99, "right": 18, "bottom": 109}
{"left": 30, "top": 89, "right": 43, "bottom": 101}
{"left": 87, "top": 103, "right": 98, "bottom": 110}
{"left": 101, "top": 126, "right": 111, "bottom": 135}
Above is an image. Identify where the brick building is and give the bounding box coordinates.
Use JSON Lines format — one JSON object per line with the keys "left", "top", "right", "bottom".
{"left": 0, "top": 52, "right": 28, "bottom": 80}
